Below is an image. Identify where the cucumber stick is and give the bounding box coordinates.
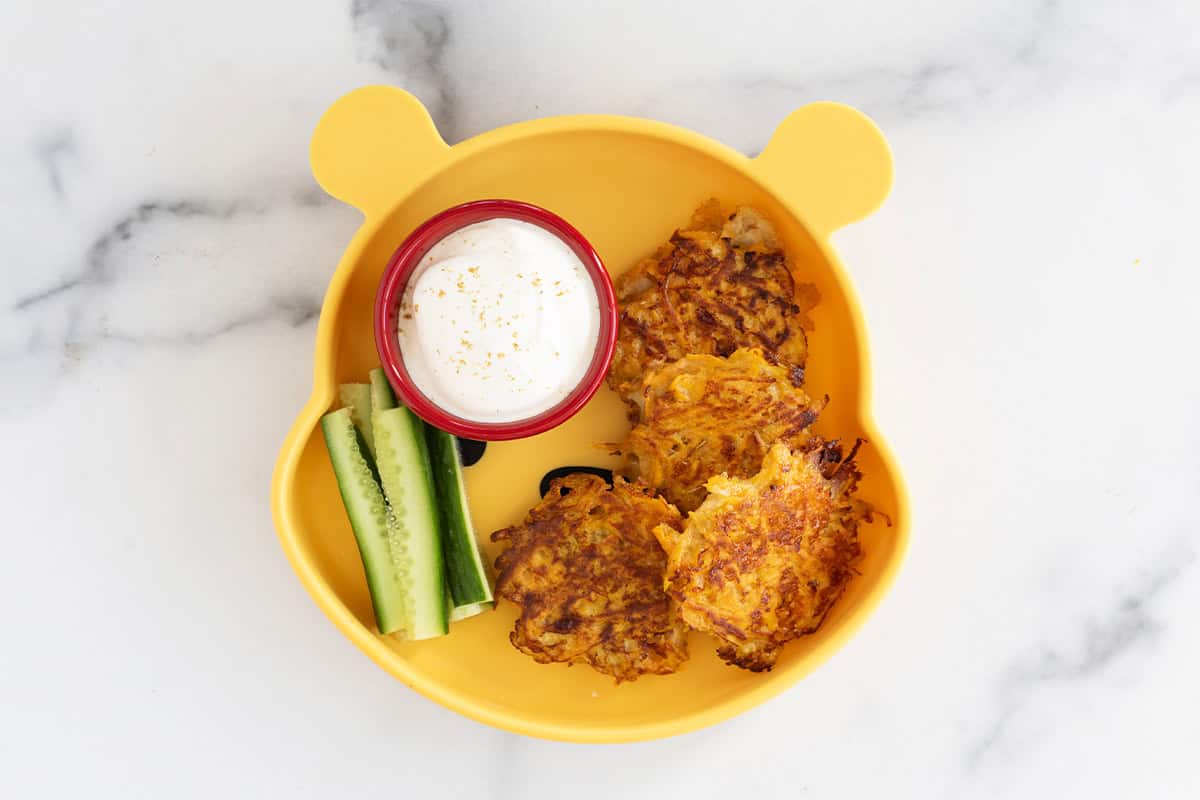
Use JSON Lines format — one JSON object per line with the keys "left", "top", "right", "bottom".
{"left": 449, "top": 600, "right": 493, "bottom": 622}
{"left": 332, "top": 367, "right": 486, "bottom": 633}
{"left": 320, "top": 409, "right": 410, "bottom": 636}
{"left": 426, "top": 426, "right": 494, "bottom": 609}
{"left": 369, "top": 368, "right": 396, "bottom": 413}
{"left": 338, "top": 383, "right": 374, "bottom": 457}
{"left": 372, "top": 406, "right": 449, "bottom": 639}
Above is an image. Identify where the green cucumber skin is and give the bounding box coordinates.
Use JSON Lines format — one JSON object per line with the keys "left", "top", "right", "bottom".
{"left": 320, "top": 409, "right": 409, "bottom": 636}
{"left": 373, "top": 407, "right": 449, "bottom": 640}
{"left": 426, "top": 426, "right": 494, "bottom": 607}
{"left": 338, "top": 383, "right": 375, "bottom": 457}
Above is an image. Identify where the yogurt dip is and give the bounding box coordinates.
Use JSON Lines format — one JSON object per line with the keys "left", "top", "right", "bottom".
{"left": 396, "top": 218, "right": 601, "bottom": 423}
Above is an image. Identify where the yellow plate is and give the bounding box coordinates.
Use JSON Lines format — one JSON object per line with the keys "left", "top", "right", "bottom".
{"left": 270, "top": 85, "right": 909, "bottom": 743}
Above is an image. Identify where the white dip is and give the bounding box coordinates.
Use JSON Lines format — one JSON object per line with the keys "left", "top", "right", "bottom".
{"left": 396, "top": 218, "right": 601, "bottom": 423}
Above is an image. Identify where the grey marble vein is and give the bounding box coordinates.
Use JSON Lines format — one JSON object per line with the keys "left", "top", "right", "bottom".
{"left": 4, "top": 291, "right": 321, "bottom": 360}
{"left": 609, "top": 63, "right": 984, "bottom": 158}
{"left": 1011, "top": 0, "right": 1060, "bottom": 67}
{"left": 95, "top": 296, "right": 320, "bottom": 348}
{"left": 3, "top": 190, "right": 336, "bottom": 386}
{"left": 12, "top": 199, "right": 250, "bottom": 312}
{"left": 967, "top": 543, "right": 1196, "bottom": 768}
{"left": 614, "top": 0, "right": 1171, "bottom": 154}
{"left": 351, "top": 0, "right": 459, "bottom": 140}
{"left": 291, "top": 185, "right": 336, "bottom": 208}
{"left": 14, "top": 274, "right": 85, "bottom": 311}
{"left": 734, "top": 63, "right": 985, "bottom": 126}
{"left": 34, "top": 129, "right": 76, "bottom": 203}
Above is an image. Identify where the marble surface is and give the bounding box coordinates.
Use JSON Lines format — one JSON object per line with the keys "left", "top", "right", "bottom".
{"left": 3, "top": 1, "right": 1199, "bottom": 797}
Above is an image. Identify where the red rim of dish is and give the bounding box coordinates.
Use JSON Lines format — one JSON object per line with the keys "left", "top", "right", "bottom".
{"left": 374, "top": 199, "right": 618, "bottom": 441}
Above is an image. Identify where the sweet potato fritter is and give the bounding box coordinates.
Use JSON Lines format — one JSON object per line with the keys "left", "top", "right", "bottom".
{"left": 491, "top": 475, "right": 689, "bottom": 681}
{"left": 620, "top": 348, "right": 822, "bottom": 512}
{"left": 608, "top": 201, "right": 820, "bottom": 414}
{"left": 654, "top": 441, "right": 869, "bottom": 672}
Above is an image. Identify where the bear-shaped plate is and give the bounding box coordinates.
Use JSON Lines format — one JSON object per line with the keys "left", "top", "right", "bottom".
{"left": 270, "top": 86, "right": 910, "bottom": 743}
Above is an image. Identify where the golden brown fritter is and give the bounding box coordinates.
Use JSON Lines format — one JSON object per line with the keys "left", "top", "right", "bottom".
{"left": 491, "top": 475, "right": 689, "bottom": 681}
{"left": 619, "top": 348, "right": 822, "bottom": 512}
{"left": 653, "top": 441, "right": 869, "bottom": 672}
{"left": 608, "top": 201, "right": 820, "bottom": 414}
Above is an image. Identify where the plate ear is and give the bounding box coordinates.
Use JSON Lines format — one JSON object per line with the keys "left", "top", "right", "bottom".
{"left": 310, "top": 85, "right": 450, "bottom": 219}
{"left": 753, "top": 103, "right": 893, "bottom": 237}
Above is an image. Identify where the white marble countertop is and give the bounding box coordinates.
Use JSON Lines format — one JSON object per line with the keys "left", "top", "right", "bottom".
{"left": 4, "top": 1, "right": 1198, "bottom": 797}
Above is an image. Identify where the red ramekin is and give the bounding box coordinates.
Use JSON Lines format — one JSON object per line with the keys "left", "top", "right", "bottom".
{"left": 374, "top": 199, "right": 617, "bottom": 441}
